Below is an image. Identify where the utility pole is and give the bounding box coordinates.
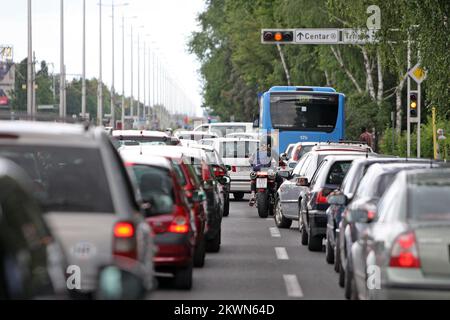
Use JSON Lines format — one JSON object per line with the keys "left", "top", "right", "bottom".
{"left": 130, "top": 24, "right": 134, "bottom": 119}
{"left": 27, "top": 0, "right": 33, "bottom": 116}
{"left": 59, "top": 0, "right": 65, "bottom": 118}
{"left": 143, "top": 41, "right": 146, "bottom": 120}
{"left": 121, "top": 15, "right": 125, "bottom": 129}
{"left": 110, "top": 0, "right": 115, "bottom": 128}
{"left": 97, "top": 0, "right": 103, "bottom": 126}
{"left": 81, "top": 0, "right": 86, "bottom": 118}
{"left": 137, "top": 30, "right": 141, "bottom": 119}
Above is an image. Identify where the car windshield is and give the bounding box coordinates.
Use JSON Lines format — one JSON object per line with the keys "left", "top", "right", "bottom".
{"left": 270, "top": 93, "right": 339, "bottom": 132}
{"left": 210, "top": 126, "right": 246, "bottom": 137}
{"left": 219, "top": 141, "right": 258, "bottom": 159}
{"left": 130, "top": 164, "right": 174, "bottom": 215}
{"left": 408, "top": 178, "right": 450, "bottom": 221}
{"left": 0, "top": 145, "right": 114, "bottom": 213}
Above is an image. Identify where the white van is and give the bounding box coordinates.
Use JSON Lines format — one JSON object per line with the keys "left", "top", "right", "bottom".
{"left": 209, "top": 138, "right": 259, "bottom": 200}
{"left": 193, "top": 122, "right": 254, "bottom": 138}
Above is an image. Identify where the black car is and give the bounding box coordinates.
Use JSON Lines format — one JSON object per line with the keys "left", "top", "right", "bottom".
{"left": 193, "top": 144, "right": 231, "bottom": 217}
{"left": 335, "top": 161, "right": 442, "bottom": 299}
{"left": 299, "top": 155, "right": 364, "bottom": 251}
{"left": 0, "top": 158, "right": 68, "bottom": 299}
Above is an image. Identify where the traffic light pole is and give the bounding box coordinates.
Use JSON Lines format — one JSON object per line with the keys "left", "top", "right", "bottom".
{"left": 406, "top": 37, "right": 411, "bottom": 157}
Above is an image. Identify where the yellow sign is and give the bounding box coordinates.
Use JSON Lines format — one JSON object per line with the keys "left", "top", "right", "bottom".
{"left": 409, "top": 64, "right": 427, "bottom": 84}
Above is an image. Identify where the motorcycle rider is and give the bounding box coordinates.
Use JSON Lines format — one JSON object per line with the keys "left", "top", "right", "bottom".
{"left": 248, "top": 135, "right": 282, "bottom": 206}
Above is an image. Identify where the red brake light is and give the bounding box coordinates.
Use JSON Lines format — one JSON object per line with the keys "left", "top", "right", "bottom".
{"left": 168, "top": 216, "right": 189, "bottom": 234}
{"left": 213, "top": 166, "right": 226, "bottom": 177}
{"left": 316, "top": 190, "right": 328, "bottom": 204}
{"left": 389, "top": 232, "right": 421, "bottom": 268}
{"left": 114, "top": 222, "right": 135, "bottom": 238}
{"left": 124, "top": 162, "right": 135, "bottom": 167}
{"left": 232, "top": 166, "right": 237, "bottom": 172}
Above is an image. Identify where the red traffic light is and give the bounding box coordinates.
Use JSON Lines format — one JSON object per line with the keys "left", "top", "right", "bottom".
{"left": 262, "top": 30, "right": 294, "bottom": 43}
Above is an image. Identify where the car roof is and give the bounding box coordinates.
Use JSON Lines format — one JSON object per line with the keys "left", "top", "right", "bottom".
{"left": 321, "top": 154, "right": 368, "bottom": 163}
{"left": 177, "top": 130, "right": 217, "bottom": 135}
{"left": 112, "top": 130, "right": 168, "bottom": 138}
{"left": 214, "top": 137, "right": 259, "bottom": 142}
{"left": 311, "top": 142, "right": 372, "bottom": 152}
{"left": 0, "top": 120, "right": 100, "bottom": 146}
{"left": 202, "top": 122, "right": 252, "bottom": 126}
{"left": 119, "top": 145, "right": 206, "bottom": 160}
{"left": 119, "top": 150, "right": 172, "bottom": 170}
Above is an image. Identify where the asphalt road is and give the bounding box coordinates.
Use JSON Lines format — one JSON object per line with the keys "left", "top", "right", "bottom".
{"left": 151, "top": 196, "right": 344, "bottom": 300}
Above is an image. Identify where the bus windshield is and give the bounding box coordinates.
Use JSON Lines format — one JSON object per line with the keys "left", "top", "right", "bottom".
{"left": 270, "top": 93, "right": 339, "bottom": 132}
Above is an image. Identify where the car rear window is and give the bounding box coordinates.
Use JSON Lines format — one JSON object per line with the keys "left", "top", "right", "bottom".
{"left": 0, "top": 145, "right": 114, "bottom": 213}
{"left": 408, "top": 182, "right": 450, "bottom": 221}
{"left": 171, "top": 160, "right": 187, "bottom": 187}
{"left": 326, "top": 161, "right": 352, "bottom": 185}
{"left": 219, "top": 141, "right": 258, "bottom": 159}
{"left": 130, "top": 164, "right": 175, "bottom": 215}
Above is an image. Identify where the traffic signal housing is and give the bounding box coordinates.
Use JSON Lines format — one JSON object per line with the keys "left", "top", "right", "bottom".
{"left": 409, "top": 91, "right": 418, "bottom": 118}
{"left": 261, "top": 30, "right": 294, "bottom": 44}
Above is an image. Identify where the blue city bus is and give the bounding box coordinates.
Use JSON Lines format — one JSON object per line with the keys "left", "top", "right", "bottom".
{"left": 258, "top": 86, "right": 345, "bottom": 152}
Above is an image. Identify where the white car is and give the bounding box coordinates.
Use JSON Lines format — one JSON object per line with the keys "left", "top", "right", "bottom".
{"left": 207, "top": 137, "right": 259, "bottom": 200}
{"left": 194, "top": 122, "right": 254, "bottom": 137}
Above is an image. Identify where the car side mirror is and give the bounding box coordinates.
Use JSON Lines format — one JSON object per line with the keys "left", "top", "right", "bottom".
{"left": 288, "top": 161, "right": 298, "bottom": 169}
{"left": 140, "top": 202, "right": 153, "bottom": 217}
{"left": 327, "top": 193, "right": 347, "bottom": 206}
{"left": 348, "top": 208, "right": 376, "bottom": 224}
{"left": 218, "top": 176, "right": 231, "bottom": 185}
{"left": 96, "top": 265, "right": 147, "bottom": 300}
{"left": 296, "top": 176, "right": 309, "bottom": 187}
{"left": 278, "top": 170, "right": 292, "bottom": 180}
{"left": 192, "top": 190, "right": 207, "bottom": 202}
{"left": 225, "top": 165, "right": 232, "bottom": 171}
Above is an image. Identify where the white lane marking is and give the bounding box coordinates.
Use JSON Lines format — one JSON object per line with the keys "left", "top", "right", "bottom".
{"left": 269, "top": 227, "right": 281, "bottom": 238}
{"left": 266, "top": 218, "right": 273, "bottom": 221}
{"left": 283, "top": 274, "right": 304, "bottom": 298}
{"left": 275, "top": 247, "right": 289, "bottom": 260}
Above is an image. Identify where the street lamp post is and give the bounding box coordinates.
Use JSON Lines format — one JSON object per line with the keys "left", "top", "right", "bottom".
{"left": 27, "top": 0, "right": 33, "bottom": 116}
{"left": 121, "top": 15, "right": 125, "bottom": 129}
{"left": 81, "top": 0, "right": 86, "bottom": 118}
{"left": 97, "top": 0, "right": 103, "bottom": 126}
{"left": 60, "top": 0, "right": 65, "bottom": 118}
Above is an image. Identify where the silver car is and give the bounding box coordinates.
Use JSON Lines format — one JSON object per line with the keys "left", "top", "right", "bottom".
{"left": 276, "top": 143, "right": 375, "bottom": 229}
{"left": 0, "top": 121, "right": 156, "bottom": 297}
{"left": 351, "top": 168, "right": 450, "bottom": 300}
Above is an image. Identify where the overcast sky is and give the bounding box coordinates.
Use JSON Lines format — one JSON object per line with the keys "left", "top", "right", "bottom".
{"left": 0, "top": 0, "right": 205, "bottom": 115}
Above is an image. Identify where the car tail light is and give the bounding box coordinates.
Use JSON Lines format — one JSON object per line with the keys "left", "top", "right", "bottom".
{"left": 231, "top": 166, "right": 237, "bottom": 172}
{"left": 202, "top": 163, "right": 212, "bottom": 181}
{"left": 113, "top": 221, "right": 137, "bottom": 260}
{"left": 185, "top": 190, "right": 193, "bottom": 199}
{"left": 114, "top": 222, "right": 135, "bottom": 238}
{"left": 213, "top": 166, "right": 226, "bottom": 177}
{"left": 316, "top": 190, "right": 329, "bottom": 204}
{"left": 389, "top": 232, "right": 421, "bottom": 268}
{"left": 168, "top": 215, "right": 190, "bottom": 234}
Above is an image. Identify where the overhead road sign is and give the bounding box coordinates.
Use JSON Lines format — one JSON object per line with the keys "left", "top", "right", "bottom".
{"left": 295, "top": 29, "right": 339, "bottom": 44}
{"left": 262, "top": 28, "right": 378, "bottom": 45}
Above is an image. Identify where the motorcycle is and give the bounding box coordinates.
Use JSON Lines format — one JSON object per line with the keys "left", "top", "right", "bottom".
{"left": 250, "top": 168, "right": 278, "bottom": 218}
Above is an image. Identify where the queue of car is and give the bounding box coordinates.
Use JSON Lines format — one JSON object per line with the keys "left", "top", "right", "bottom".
{"left": 0, "top": 120, "right": 253, "bottom": 299}
{"left": 277, "top": 140, "right": 450, "bottom": 299}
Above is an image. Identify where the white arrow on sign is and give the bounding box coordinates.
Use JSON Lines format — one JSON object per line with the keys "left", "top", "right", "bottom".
{"left": 295, "top": 29, "right": 339, "bottom": 44}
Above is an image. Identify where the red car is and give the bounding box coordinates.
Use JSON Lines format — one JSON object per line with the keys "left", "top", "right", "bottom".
{"left": 120, "top": 150, "right": 196, "bottom": 290}
{"left": 164, "top": 153, "right": 208, "bottom": 268}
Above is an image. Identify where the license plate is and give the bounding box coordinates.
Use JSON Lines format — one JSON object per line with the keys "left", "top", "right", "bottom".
{"left": 256, "top": 178, "right": 268, "bottom": 188}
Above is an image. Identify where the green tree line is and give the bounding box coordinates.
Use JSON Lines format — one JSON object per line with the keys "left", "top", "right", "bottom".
{"left": 188, "top": 0, "right": 449, "bottom": 153}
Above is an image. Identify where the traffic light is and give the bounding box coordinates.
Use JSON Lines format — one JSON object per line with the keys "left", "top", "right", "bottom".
{"left": 410, "top": 91, "right": 418, "bottom": 118}
{"left": 261, "top": 30, "right": 294, "bottom": 44}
